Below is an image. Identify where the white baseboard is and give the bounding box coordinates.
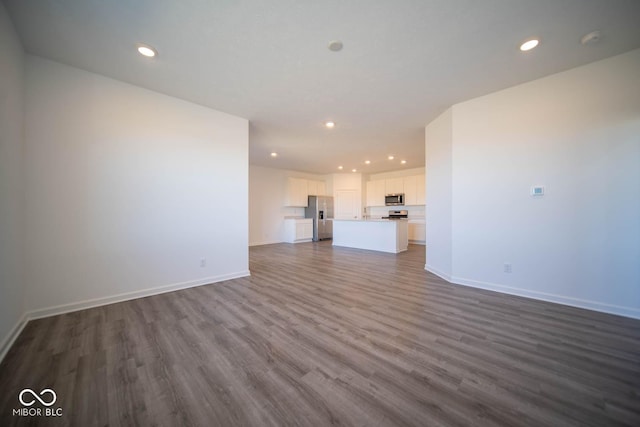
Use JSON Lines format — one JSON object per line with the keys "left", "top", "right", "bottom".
{"left": 0, "top": 270, "right": 251, "bottom": 363}
{"left": 425, "top": 264, "right": 640, "bottom": 320}
{"left": 452, "top": 275, "right": 640, "bottom": 320}
{"left": 249, "top": 240, "right": 283, "bottom": 247}
{"left": 0, "top": 312, "right": 29, "bottom": 364}
{"left": 425, "top": 264, "right": 453, "bottom": 282}
{"left": 28, "top": 270, "right": 251, "bottom": 320}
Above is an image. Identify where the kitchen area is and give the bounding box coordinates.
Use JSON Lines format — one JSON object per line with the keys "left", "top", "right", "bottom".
{"left": 254, "top": 166, "right": 426, "bottom": 253}
{"left": 333, "top": 209, "right": 410, "bottom": 253}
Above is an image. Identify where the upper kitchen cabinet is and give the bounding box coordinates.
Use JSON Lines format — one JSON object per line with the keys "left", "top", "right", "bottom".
{"left": 307, "top": 180, "right": 326, "bottom": 196}
{"left": 385, "top": 177, "right": 404, "bottom": 194}
{"left": 307, "top": 180, "right": 318, "bottom": 197}
{"left": 403, "top": 176, "right": 417, "bottom": 205}
{"left": 365, "top": 174, "right": 425, "bottom": 207}
{"left": 285, "top": 177, "right": 308, "bottom": 207}
{"left": 366, "top": 180, "right": 386, "bottom": 207}
{"left": 416, "top": 174, "right": 425, "bottom": 205}
{"left": 403, "top": 174, "right": 425, "bottom": 206}
{"left": 284, "top": 177, "right": 327, "bottom": 206}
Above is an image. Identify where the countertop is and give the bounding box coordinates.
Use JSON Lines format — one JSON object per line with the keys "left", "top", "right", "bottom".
{"left": 333, "top": 218, "right": 408, "bottom": 222}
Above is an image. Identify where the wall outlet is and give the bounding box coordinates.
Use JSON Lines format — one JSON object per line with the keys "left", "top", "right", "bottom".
{"left": 503, "top": 263, "right": 512, "bottom": 273}
{"left": 200, "top": 258, "right": 207, "bottom": 268}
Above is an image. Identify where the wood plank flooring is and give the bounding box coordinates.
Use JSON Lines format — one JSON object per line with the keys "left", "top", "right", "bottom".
{"left": 1, "top": 242, "right": 639, "bottom": 426}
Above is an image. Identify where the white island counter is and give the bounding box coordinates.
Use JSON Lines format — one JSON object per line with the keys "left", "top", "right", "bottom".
{"left": 333, "top": 219, "right": 408, "bottom": 253}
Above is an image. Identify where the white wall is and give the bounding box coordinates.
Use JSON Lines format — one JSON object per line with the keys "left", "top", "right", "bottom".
{"left": 24, "top": 56, "right": 249, "bottom": 315}
{"left": 0, "top": 3, "right": 26, "bottom": 358}
{"left": 249, "top": 165, "right": 327, "bottom": 246}
{"left": 368, "top": 167, "right": 425, "bottom": 180}
{"left": 426, "top": 49, "right": 640, "bottom": 318}
{"left": 425, "top": 109, "right": 453, "bottom": 278}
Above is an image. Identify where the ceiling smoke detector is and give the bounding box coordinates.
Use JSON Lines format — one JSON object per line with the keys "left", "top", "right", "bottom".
{"left": 581, "top": 31, "right": 602, "bottom": 46}
{"left": 328, "top": 40, "right": 343, "bottom": 52}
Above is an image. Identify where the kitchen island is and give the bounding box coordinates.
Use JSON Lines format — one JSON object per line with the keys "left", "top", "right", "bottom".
{"left": 332, "top": 219, "right": 408, "bottom": 253}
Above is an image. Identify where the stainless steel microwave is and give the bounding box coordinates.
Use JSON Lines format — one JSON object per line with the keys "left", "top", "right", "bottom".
{"left": 385, "top": 193, "right": 405, "bottom": 206}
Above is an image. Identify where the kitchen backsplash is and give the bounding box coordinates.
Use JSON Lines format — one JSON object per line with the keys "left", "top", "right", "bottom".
{"left": 283, "top": 207, "right": 306, "bottom": 218}
{"left": 284, "top": 205, "right": 424, "bottom": 219}
{"left": 366, "top": 205, "right": 425, "bottom": 219}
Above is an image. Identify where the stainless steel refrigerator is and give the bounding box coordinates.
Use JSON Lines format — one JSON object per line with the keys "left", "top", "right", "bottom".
{"left": 305, "top": 196, "right": 334, "bottom": 241}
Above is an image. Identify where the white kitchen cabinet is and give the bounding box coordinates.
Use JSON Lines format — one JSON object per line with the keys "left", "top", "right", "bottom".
{"left": 365, "top": 179, "right": 385, "bottom": 207}
{"left": 374, "top": 180, "right": 385, "bottom": 205}
{"left": 416, "top": 174, "right": 425, "bottom": 205}
{"left": 285, "top": 178, "right": 327, "bottom": 205}
{"left": 403, "top": 174, "right": 425, "bottom": 206}
{"left": 317, "top": 181, "right": 326, "bottom": 196}
{"left": 284, "top": 218, "right": 313, "bottom": 243}
{"left": 307, "top": 180, "right": 318, "bottom": 197}
{"left": 333, "top": 219, "right": 408, "bottom": 253}
{"left": 307, "top": 180, "right": 327, "bottom": 196}
{"left": 408, "top": 220, "right": 426, "bottom": 244}
{"left": 366, "top": 181, "right": 376, "bottom": 207}
{"left": 403, "top": 175, "right": 417, "bottom": 205}
{"left": 367, "top": 176, "right": 425, "bottom": 206}
{"left": 297, "top": 220, "right": 313, "bottom": 241}
{"left": 285, "top": 177, "right": 308, "bottom": 207}
{"left": 385, "top": 177, "right": 404, "bottom": 195}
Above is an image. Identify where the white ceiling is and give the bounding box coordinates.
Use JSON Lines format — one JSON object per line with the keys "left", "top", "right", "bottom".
{"left": 4, "top": 0, "right": 640, "bottom": 174}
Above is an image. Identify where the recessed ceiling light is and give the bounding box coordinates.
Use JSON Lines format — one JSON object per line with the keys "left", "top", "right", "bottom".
{"left": 365, "top": 160, "right": 371, "bottom": 164}
{"left": 401, "top": 160, "right": 407, "bottom": 164}
{"left": 328, "top": 40, "right": 343, "bottom": 52}
{"left": 520, "top": 39, "right": 539, "bottom": 51}
{"left": 388, "top": 155, "right": 394, "bottom": 160}
{"left": 352, "top": 169, "right": 357, "bottom": 173}
{"left": 270, "top": 152, "right": 278, "bottom": 157}
{"left": 137, "top": 44, "right": 157, "bottom": 58}
{"left": 338, "top": 166, "right": 343, "bottom": 170}
{"left": 325, "top": 121, "right": 335, "bottom": 128}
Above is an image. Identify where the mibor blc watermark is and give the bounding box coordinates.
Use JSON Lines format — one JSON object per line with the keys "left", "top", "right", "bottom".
{"left": 13, "top": 388, "right": 63, "bottom": 417}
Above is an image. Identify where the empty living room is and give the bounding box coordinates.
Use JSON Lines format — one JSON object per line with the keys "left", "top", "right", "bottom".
{"left": 1, "top": 1, "right": 639, "bottom": 426}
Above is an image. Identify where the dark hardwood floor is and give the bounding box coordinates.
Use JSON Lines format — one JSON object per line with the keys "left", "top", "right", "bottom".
{"left": 1, "top": 242, "right": 639, "bottom": 426}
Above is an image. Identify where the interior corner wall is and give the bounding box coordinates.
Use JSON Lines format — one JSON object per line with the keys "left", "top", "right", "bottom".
{"left": 427, "top": 49, "right": 640, "bottom": 319}
{"left": 0, "top": 3, "right": 26, "bottom": 357}
{"left": 249, "top": 165, "right": 289, "bottom": 246}
{"left": 249, "top": 165, "right": 327, "bottom": 246}
{"left": 424, "top": 108, "right": 453, "bottom": 279}
{"left": 23, "top": 56, "right": 249, "bottom": 316}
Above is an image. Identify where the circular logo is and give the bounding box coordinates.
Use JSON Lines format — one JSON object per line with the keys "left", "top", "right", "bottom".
{"left": 19, "top": 389, "right": 57, "bottom": 407}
